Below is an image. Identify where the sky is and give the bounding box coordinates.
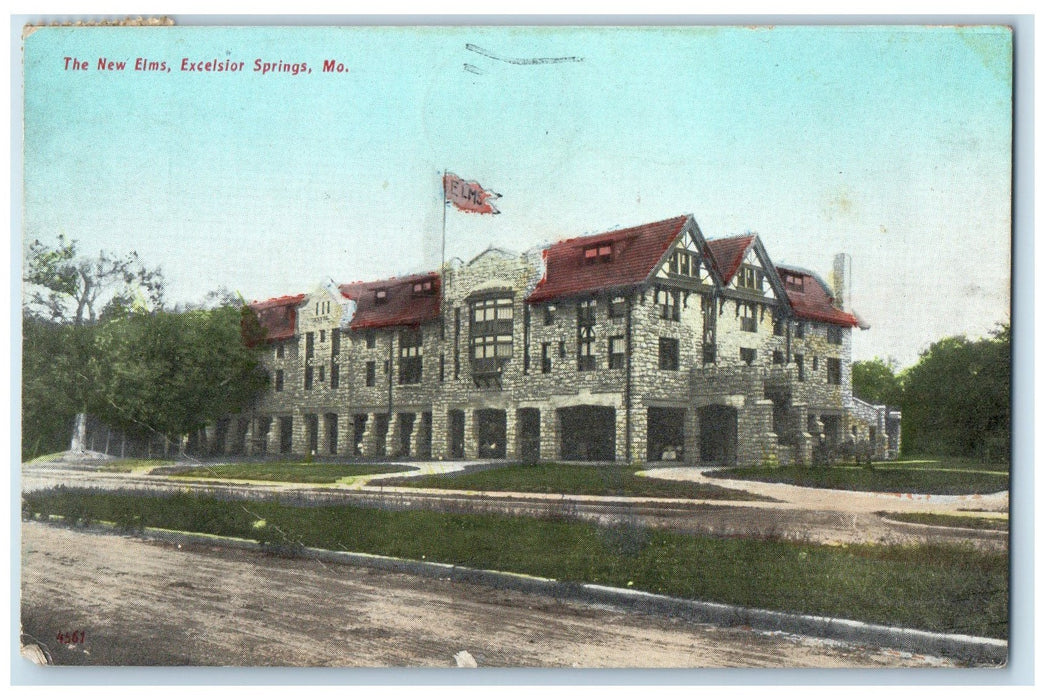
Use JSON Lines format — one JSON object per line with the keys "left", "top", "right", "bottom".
{"left": 21, "top": 24, "right": 1013, "bottom": 368}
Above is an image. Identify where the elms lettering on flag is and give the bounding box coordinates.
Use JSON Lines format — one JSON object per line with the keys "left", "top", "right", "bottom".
{"left": 443, "top": 172, "right": 501, "bottom": 214}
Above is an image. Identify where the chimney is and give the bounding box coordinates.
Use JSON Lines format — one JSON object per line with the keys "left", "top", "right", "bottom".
{"left": 831, "top": 253, "right": 850, "bottom": 311}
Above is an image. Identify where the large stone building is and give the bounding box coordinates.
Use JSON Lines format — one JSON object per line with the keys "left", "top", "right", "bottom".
{"left": 222, "top": 214, "right": 900, "bottom": 465}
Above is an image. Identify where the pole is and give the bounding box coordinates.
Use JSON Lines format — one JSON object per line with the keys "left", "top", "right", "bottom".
{"left": 440, "top": 168, "right": 448, "bottom": 340}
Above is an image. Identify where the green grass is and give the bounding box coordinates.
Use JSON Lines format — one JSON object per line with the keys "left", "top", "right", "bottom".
{"left": 23, "top": 488, "right": 1008, "bottom": 638}
{"left": 707, "top": 458, "right": 1009, "bottom": 495}
{"left": 375, "top": 462, "right": 763, "bottom": 501}
{"left": 169, "top": 462, "right": 409, "bottom": 484}
{"left": 883, "top": 512, "right": 1009, "bottom": 532}
{"left": 97, "top": 459, "right": 177, "bottom": 473}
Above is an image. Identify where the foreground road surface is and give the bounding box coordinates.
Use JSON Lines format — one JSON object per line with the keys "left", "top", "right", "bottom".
{"left": 20, "top": 522, "right": 951, "bottom": 668}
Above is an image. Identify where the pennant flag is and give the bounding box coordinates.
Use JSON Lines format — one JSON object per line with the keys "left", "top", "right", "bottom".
{"left": 443, "top": 172, "right": 501, "bottom": 214}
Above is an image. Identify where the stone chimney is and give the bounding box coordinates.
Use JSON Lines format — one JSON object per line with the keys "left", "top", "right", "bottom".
{"left": 831, "top": 253, "right": 850, "bottom": 311}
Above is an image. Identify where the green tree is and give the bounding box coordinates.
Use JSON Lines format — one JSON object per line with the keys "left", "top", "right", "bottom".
{"left": 852, "top": 357, "right": 903, "bottom": 406}
{"left": 900, "top": 325, "right": 1010, "bottom": 460}
{"left": 88, "top": 305, "right": 269, "bottom": 442}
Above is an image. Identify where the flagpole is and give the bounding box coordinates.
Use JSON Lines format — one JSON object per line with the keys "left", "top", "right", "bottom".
{"left": 440, "top": 168, "right": 448, "bottom": 340}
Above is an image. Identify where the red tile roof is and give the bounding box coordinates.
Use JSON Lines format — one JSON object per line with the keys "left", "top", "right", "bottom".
{"left": 340, "top": 272, "right": 441, "bottom": 330}
{"left": 527, "top": 215, "right": 690, "bottom": 303}
{"left": 704, "top": 235, "right": 755, "bottom": 285}
{"left": 776, "top": 265, "right": 858, "bottom": 327}
{"left": 248, "top": 294, "right": 305, "bottom": 342}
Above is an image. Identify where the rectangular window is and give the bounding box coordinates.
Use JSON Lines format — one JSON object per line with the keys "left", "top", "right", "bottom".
{"left": 319, "top": 329, "right": 326, "bottom": 343}
{"left": 304, "top": 366, "right": 313, "bottom": 390}
{"left": 305, "top": 332, "right": 314, "bottom": 358}
{"left": 795, "top": 323, "right": 805, "bottom": 339}
{"left": 773, "top": 317, "right": 784, "bottom": 337}
{"left": 472, "top": 297, "right": 513, "bottom": 323}
{"left": 544, "top": 305, "right": 556, "bottom": 325}
{"left": 608, "top": 294, "right": 626, "bottom": 318}
{"left": 658, "top": 337, "right": 679, "bottom": 370}
{"left": 740, "top": 348, "right": 756, "bottom": 366}
{"left": 795, "top": 354, "right": 805, "bottom": 381}
{"left": 827, "top": 357, "right": 842, "bottom": 385}
{"left": 365, "top": 361, "right": 376, "bottom": 387}
{"left": 330, "top": 363, "right": 339, "bottom": 388}
{"left": 331, "top": 328, "right": 340, "bottom": 356}
{"left": 785, "top": 273, "right": 804, "bottom": 292}
{"left": 772, "top": 350, "right": 785, "bottom": 365}
{"left": 740, "top": 303, "right": 757, "bottom": 332}
{"left": 318, "top": 365, "right": 325, "bottom": 382}
{"left": 657, "top": 288, "right": 680, "bottom": 321}
{"left": 577, "top": 298, "right": 596, "bottom": 325}
{"left": 439, "top": 354, "right": 445, "bottom": 382}
{"left": 577, "top": 327, "right": 596, "bottom": 371}
{"left": 365, "top": 330, "right": 376, "bottom": 349}
{"left": 609, "top": 336, "right": 626, "bottom": 369}
{"left": 275, "top": 342, "right": 284, "bottom": 359}
{"left": 398, "top": 328, "right": 423, "bottom": 385}
{"left": 412, "top": 280, "right": 434, "bottom": 296}
{"left": 375, "top": 289, "right": 387, "bottom": 305}
{"left": 454, "top": 307, "right": 461, "bottom": 379}
{"left": 274, "top": 370, "right": 284, "bottom": 392}
{"left": 541, "top": 342, "right": 551, "bottom": 374}
{"left": 827, "top": 326, "right": 843, "bottom": 345}
{"left": 737, "top": 266, "right": 763, "bottom": 292}
{"left": 813, "top": 356, "right": 819, "bottom": 372}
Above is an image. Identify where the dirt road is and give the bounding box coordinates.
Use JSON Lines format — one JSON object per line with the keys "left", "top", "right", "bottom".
{"left": 20, "top": 522, "right": 952, "bottom": 668}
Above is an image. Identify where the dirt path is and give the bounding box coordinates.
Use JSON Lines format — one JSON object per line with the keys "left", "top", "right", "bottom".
{"left": 19, "top": 522, "right": 953, "bottom": 668}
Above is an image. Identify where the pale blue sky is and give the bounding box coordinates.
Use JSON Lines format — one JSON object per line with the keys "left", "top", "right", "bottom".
{"left": 22, "top": 25, "right": 1012, "bottom": 367}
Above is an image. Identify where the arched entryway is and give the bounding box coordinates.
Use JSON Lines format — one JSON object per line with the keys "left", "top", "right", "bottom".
{"left": 698, "top": 404, "right": 738, "bottom": 465}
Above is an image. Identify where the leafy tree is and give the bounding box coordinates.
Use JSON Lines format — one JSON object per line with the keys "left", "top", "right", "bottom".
{"left": 24, "top": 234, "right": 165, "bottom": 325}
{"left": 900, "top": 325, "right": 1010, "bottom": 460}
{"left": 852, "top": 357, "right": 903, "bottom": 407}
{"left": 88, "top": 305, "right": 269, "bottom": 441}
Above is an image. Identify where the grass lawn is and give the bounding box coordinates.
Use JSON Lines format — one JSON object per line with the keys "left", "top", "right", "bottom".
{"left": 883, "top": 512, "right": 1008, "bottom": 532}
{"left": 168, "top": 462, "right": 410, "bottom": 484}
{"left": 375, "top": 462, "right": 763, "bottom": 501}
{"left": 707, "top": 458, "right": 1009, "bottom": 495}
{"left": 98, "top": 459, "right": 177, "bottom": 473}
{"left": 23, "top": 488, "right": 1008, "bottom": 638}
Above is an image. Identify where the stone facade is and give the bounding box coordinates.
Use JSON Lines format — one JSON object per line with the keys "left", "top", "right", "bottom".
{"left": 227, "top": 215, "right": 897, "bottom": 465}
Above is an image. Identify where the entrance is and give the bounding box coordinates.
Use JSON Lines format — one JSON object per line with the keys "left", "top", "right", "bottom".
{"left": 559, "top": 406, "right": 616, "bottom": 461}
{"left": 324, "top": 413, "right": 338, "bottom": 455}
{"left": 398, "top": 413, "right": 415, "bottom": 457}
{"left": 476, "top": 409, "right": 507, "bottom": 458}
{"left": 448, "top": 410, "right": 465, "bottom": 459}
{"left": 278, "top": 416, "right": 293, "bottom": 454}
{"left": 305, "top": 413, "right": 319, "bottom": 455}
{"left": 517, "top": 408, "right": 541, "bottom": 462}
{"left": 352, "top": 414, "right": 367, "bottom": 456}
{"left": 698, "top": 404, "right": 737, "bottom": 464}
{"left": 647, "top": 407, "right": 685, "bottom": 461}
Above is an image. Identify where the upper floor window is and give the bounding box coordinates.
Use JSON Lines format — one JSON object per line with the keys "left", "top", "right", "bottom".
{"left": 319, "top": 330, "right": 326, "bottom": 343}
{"left": 608, "top": 294, "right": 627, "bottom": 319}
{"left": 275, "top": 342, "right": 284, "bottom": 359}
{"left": 795, "top": 322, "right": 806, "bottom": 339}
{"left": 577, "top": 327, "right": 596, "bottom": 371}
{"left": 374, "top": 289, "right": 388, "bottom": 305}
{"left": 398, "top": 328, "right": 423, "bottom": 385}
{"left": 772, "top": 350, "right": 785, "bottom": 365}
{"left": 737, "top": 266, "right": 764, "bottom": 292}
{"left": 274, "top": 370, "right": 284, "bottom": 392}
{"left": 669, "top": 250, "right": 699, "bottom": 277}
{"left": 577, "top": 298, "right": 597, "bottom": 325}
{"left": 365, "top": 361, "right": 376, "bottom": 387}
{"left": 541, "top": 342, "right": 551, "bottom": 374}
{"left": 659, "top": 338, "right": 679, "bottom": 371}
{"left": 584, "top": 243, "right": 613, "bottom": 264}
{"left": 740, "top": 348, "right": 756, "bottom": 366}
{"left": 331, "top": 329, "right": 340, "bottom": 356}
{"left": 657, "top": 288, "right": 680, "bottom": 322}
{"left": 473, "top": 297, "right": 513, "bottom": 324}
{"left": 365, "top": 330, "right": 376, "bottom": 348}
{"left": 795, "top": 353, "right": 805, "bottom": 380}
{"left": 330, "top": 362, "right": 339, "bottom": 389}
{"left": 827, "top": 326, "right": 843, "bottom": 345}
{"left": 827, "top": 357, "right": 842, "bottom": 385}
{"left": 412, "top": 280, "right": 435, "bottom": 296}
{"left": 609, "top": 336, "right": 626, "bottom": 369}
{"left": 305, "top": 332, "right": 315, "bottom": 358}
{"left": 740, "top": 303, "right": 757, "bottom": 332}
{"left": 784, "top": 273, "right": 804, "bottom": 292}
{"left": 304, "top": 366, "right": 313, "bottom": 390}
{"left": 543, "top": 304, "right": 556, "bottom": 325}
{"left": 773, "top": 317, "right": 785, "bottom": 337}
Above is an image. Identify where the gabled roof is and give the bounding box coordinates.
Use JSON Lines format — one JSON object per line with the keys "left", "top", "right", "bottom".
{"left": 704, "top": 234, "right": 755, "bottom": 285}
{"left": 248, "top": 294, "right": 305, "bottom": 342}
{"left": 339, "top": 271, "right": 441, "bottom": 330}
{"left": 776, "top": 265, "right": 858, "bottom": 327}
{"left": 527, "top": 215, "right": 691, "bottom": 303}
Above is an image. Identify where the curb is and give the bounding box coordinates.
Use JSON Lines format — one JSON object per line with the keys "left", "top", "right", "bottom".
{"left": 80, "top": 521, "right": 1007, "bottom": 667}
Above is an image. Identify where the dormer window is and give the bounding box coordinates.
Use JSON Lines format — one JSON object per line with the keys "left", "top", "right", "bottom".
{"left": 584, "top": 243, "right": 613, "bottom": 264}
{"left": 784, "top": 274, "right": 804, "bottom": 292}
{"left": 375, "top": 289, "right": 388, "bottom": 304}
{"left": 412, "top": 280, "right": 434, "bottom": 296}
{"left": 737, "top": 266, "right": 764, "bottom": 292}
